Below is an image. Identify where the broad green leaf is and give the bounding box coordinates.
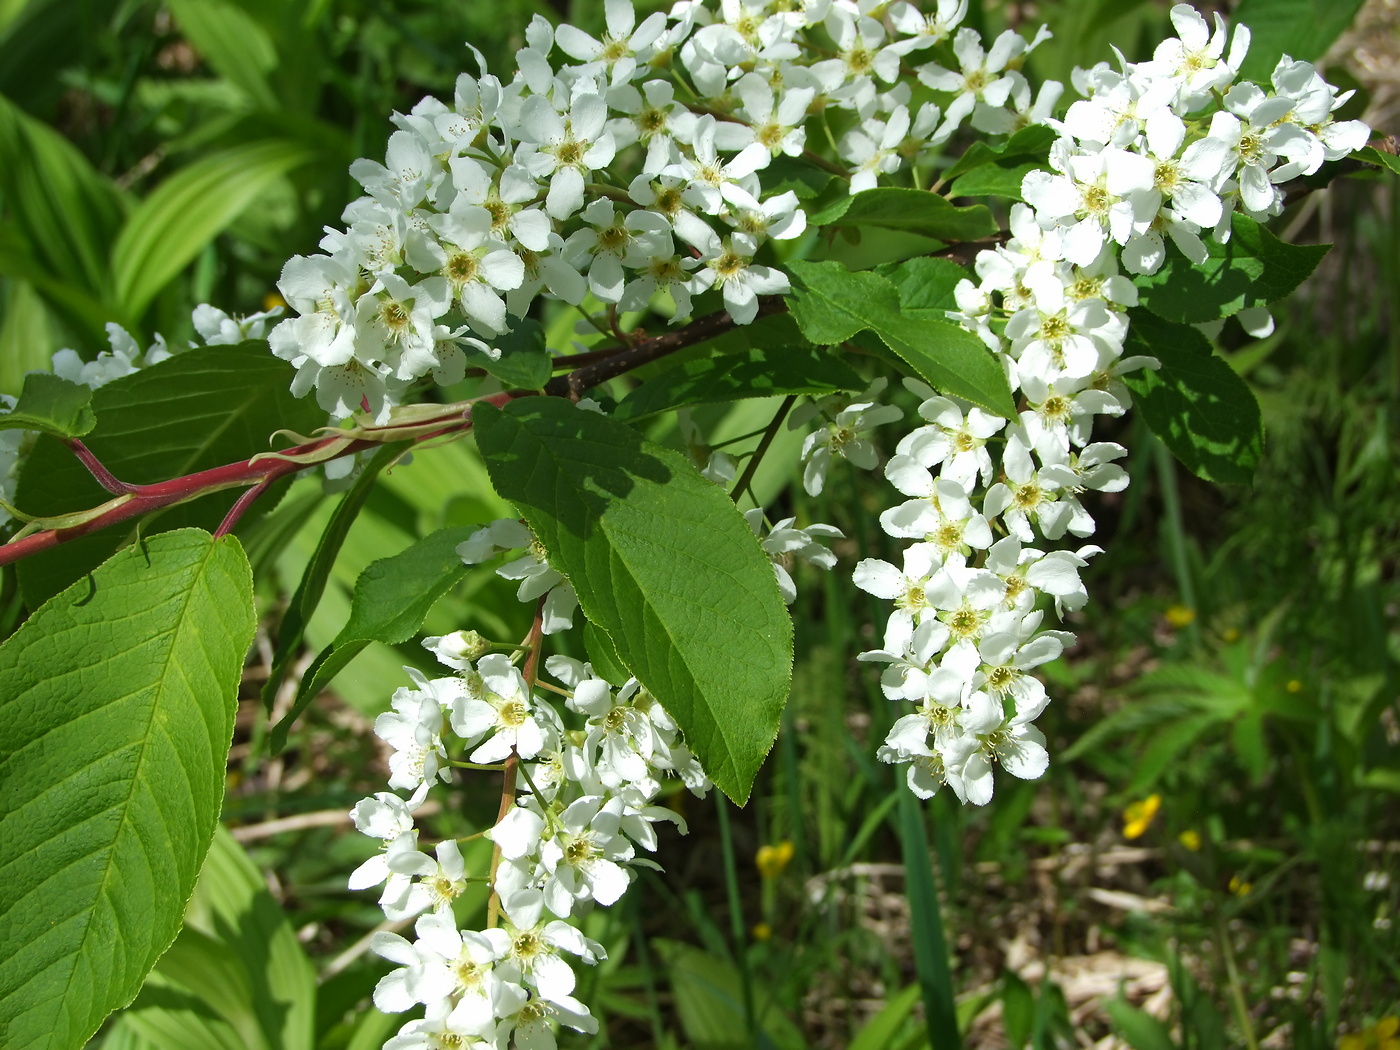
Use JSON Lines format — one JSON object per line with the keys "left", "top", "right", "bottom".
{"left": 1103, "top": 996, "right": 1177, "bottom": 1050}
{"left": 474, "top": 398, "right": 792, "bottom": 803}
{"left": 0, "top": 224, "right": 113, "bottom": 347}
{"left": 849, "top": 984, "right": 923, "bottom": 1050}
{"left": 0, "top": 93, "right": 125, "bottom": 305}
{"left": 14, "top": 344, "right": 325, "bottom": 608}
{"left": 809, "top": 187, "right": 998, "bottom": 242}
{"left": 0, "top": 529, "right": 254, "bottom": 1050}
{"left": 1135, "top": 214, "right": 1329, "bottom": 324}
{"left": 0, "top": 279, "right": 62, "bottom": 394}
{"left": 874, "top": 256, "right": 971, "bottom": 313}
{"left": 1123, "top": 310, "right": 1264, "bottom": 484}
{"left": 271, "top": 525, "right": 478, "bottom": 751}
{"left": 1233, "top": 0, "right": 1368, "bottom": 83}
{"left": 938, "top": 124, "right": 1056, "bottom": 184}
{"left": 121, "top": 827, "right": 316, "bottom": 1050}
{"left": 0, "top": 372, "right": 94, "bottom": 438}
{"left": 112, "top": 141, "right": 311, "bottom": 318}
{"left": 263, "top": 442, "right": 411, "bottom": 712}
{"left": 479, "top": 318, "right": 552, "bottom": 390}
{"left": 949, "top": 160, "right": 1042, "bottom": 201}
{"left": 786, "top": 260, "right": 1015, "bottom": 416}
{"left": 653, "top": 940, "right": 806, "bottom": 1050}
{"left": 583, "top": 621, "right": 630, "bottom": 687}
{"left": 613, "top": 345, "right": 864, "bottom": 421}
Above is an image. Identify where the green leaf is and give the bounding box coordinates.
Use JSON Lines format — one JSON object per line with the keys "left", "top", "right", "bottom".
{"left": 479, "top": 318, "right": 553, "bottom": 390}
{"left": 164, "top": 0, "right": 280, "bottom": 109}
{"left": 474, "top": 398, "right": 792, "bottom": 803}
{"left": 653, "top": 940, "right": 806, "bottom": 1050}
{"left": 1103, "top": 995, "right": 1177, "bottom": 1050}
{"left": 939, "top": 124, "right": 1056, "bottom": 184}
{"left": 0, "top": 529, "right": 254, "bottom": 1050}
{"left": 0, "top": 93, "right": 125, "bottom": 305}
{"left": 0, "top": 372, "right": 95, "bottom": 438}
{"left": 262, "top": 442, "right": 410, "bottom": 712}
{"left": 849, "top": 984, "right": 923, "bottom": 1050}
{"left": 874, "top": 257, "right": 972, "bottom": 313}
{"left": 614, "top": 345, "right": 864, "bottom": 421}
{"left": 1233, "top": 0, "right": 1368, "bottom": 83}
{"left": 111, "top": 141, "right": 311, "bottom": 319}
{"left": 897, "top": 786, "right": 960, "bottom": 1050}
{"left": 583, "top": 621, "right": 631, "bottom": 687}
{"left": 270, "top": 525, "right": 478, "bottom": 751}
{"left": 1355, "top": 145, "right": 1400, "bottom": 175}
{"left": 759, "top": 155, "right": 836, "bottom": 200}
{"left": 949, "top": 160, "right": 1042, "bottom": 201}
{"left": 1123, "top": 310, "right": 1264, "bottom": 484}
{"left": 786, "top": 260, "right": 1015, "bottom": 416}
{"left": 1135, "top": 214, "right": 1330, "bottom": 324}
{"left": 14, "top": 344, "right": 326, "bottom": 608}
{"left": 809, "top": 187, "right": 998, "bottom": 242}
{"left": 120, "top": 827, "right": 316, "bottom": 1050}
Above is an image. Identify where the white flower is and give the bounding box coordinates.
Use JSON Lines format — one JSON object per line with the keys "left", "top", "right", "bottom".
{"left": 518, "top": 91, "right": 618, "bottom": 220}
{"left": 798, "top": 387, "right": 903, "bottom": 496}
{"left": 450, "top": 653, "right": 548, "bottom": 763}
{"left": 539, "top": 796, "right": 635, "bottom": 917}
{"left": 555, "top": 0, "right": 669, "bottom": 84}
{"left": 684, "top": 227, "right": 790, "bottom": 325}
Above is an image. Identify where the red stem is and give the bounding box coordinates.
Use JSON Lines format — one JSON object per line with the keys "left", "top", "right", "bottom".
{"left": 66, "top": 439, "right": 137, "bottom": 495}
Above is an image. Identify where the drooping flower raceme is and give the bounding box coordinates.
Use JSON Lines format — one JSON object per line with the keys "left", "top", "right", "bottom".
{"left": 318, "top": 2, "right": 1374, "bottom": 1045}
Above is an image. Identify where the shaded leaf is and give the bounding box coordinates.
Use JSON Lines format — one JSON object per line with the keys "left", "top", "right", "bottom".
{"left": 1233, "top": 0, "right": 1368, "bottom": 83}
{"left": 1135, "top": 214, "right": 1329, "bottom": 324}
{"left": 478, "top": 319, "right": 552, "bottom": 390}
{"left": 614, "top": 345, "right": 863, "bottom": 421}
{"left": 786, "top": 260, "right": 1015, "bottom": 415}
{"left": 1123, "top": 310, "right": 1264, "bottom": 484}
{"left": 271, "top": 525, "right": 478, "bottom": 751}
{"left": 14, "top": 344, "right": 325, "bottom": 608}
{"left": 474, "top": 398, "right": 792, "bottom": 803}
{"left": 809, "top": 187, "right": 998, "bottom": 242}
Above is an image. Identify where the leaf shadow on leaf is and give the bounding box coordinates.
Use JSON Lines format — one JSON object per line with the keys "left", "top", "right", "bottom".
{"left": 480, "top": 402, "right": 675, "bottom": 540}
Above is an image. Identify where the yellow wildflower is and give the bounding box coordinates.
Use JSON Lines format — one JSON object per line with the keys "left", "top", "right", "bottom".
{"left": 1338, "top": 1016, "right": 1400, "bottom": 1050}
{"left": 1228, "top": 874, "right": 1252, "bottom": 897}
{"left": 1165, "top": 605, "right": 1196, "bottom": 628}
{"left": 1122, "top": 794, "right": 1162, "bottom": 839}
{"left": 1178, "top": 829, "right": 1202, "bottom": 851}
{"left": 751, "top": 922, "right": 772, "bottom": 942}
{"left": 756, "top": 840, "right": 795, "bottom": 879}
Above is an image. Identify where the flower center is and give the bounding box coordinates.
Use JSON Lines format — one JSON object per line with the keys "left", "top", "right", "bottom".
{"left": 446, "top": 251, "right": 481, "bottom": 286}
{"left": 565, "top": 835, "right": 600, "bottom": 866}
{"left": 499, "top": 699, "right": 528, "bottom": 727}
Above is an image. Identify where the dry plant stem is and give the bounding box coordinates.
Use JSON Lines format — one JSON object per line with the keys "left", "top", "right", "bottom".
{"left": 486, "top": 601, "right": 547, "bottom": 929}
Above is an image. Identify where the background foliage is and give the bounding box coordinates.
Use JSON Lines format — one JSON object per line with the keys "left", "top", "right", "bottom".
{"left": 0, "top": 0, "right": 1395, "bottom": 1047}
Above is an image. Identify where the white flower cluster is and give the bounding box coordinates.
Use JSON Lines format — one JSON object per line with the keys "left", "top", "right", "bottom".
{"left": 827, "top": 5, "right": 1369, "bottom": 806}
{"left": 350, "top": 636, "right": 708, "bottom": 1049}
{"left": 265, "top": 0, "right": 1056, "bottom": 422}
{"left": 1022, "top": 3, "right": 1368, "bottom": 275}
{"left": 49, "top": 305, "right": 281, "bottom": 392}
